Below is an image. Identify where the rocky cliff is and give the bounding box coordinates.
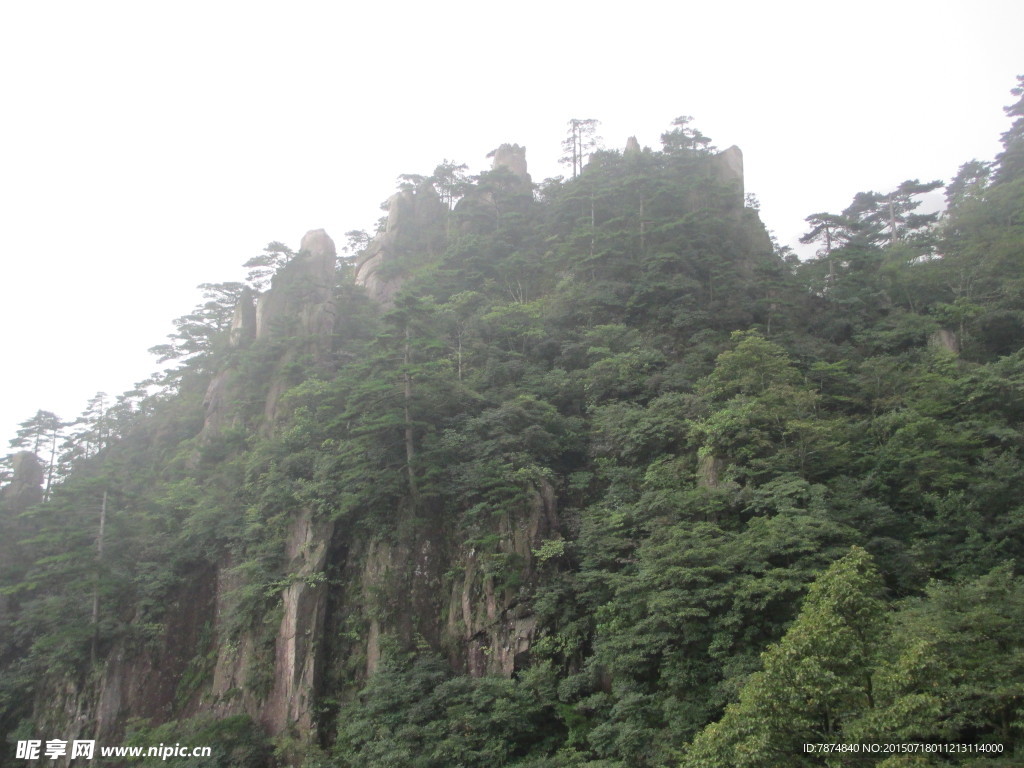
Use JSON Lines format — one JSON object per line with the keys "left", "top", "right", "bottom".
{"left": 8, "top": 135, "right": 779, "bottom": 765}
{"left": 354, "top": 183, "right": 446, "bottom": 305}
{"left": 1, "top": 451, "right": 44, "bottom": 513}
{"left": 200, "top": 229, "right": 339, "bottom": 445}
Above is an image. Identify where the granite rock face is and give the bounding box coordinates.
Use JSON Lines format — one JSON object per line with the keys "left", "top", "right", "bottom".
{"left": 354, "top": 145, "right": 533, "bottom": 305}
{"left": 229, "top": 286, "right": 256, "bottom": 348}
{"left": 29, "top": 136, "right": 785, "bottom": 756}
{"left": 262, "top": 508, "right": 333, "bottom": 734}
{"left": 354, "top": 182, "right": 445, "bottom": 305}
{"left": 331, "top": 477, "right": 559, "bottom": 684}
{"left": 123, "top": 231, "right": 343, "bottom": 740}
{"left": 489, "top": 142, "right": 531, "bottom": 183}
{"left": 2, "top": 451, "right": 44, "bottom": 513}
{"left": 256, "top": 228, "right": 337, "bottom": 353}
{"left": 712, "top": 145, "right": 745, "bottom": 208}
{"left": 199, "top": 229, "right": 338, "bottom": 441}
{"left": 930, "top": 328, "right": 960, "bottom": 354}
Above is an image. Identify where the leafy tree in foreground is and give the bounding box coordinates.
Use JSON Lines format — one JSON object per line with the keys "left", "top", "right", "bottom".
{"left": 682, "top": 547, "right": 891, "bottom": 767}
{"left": 683, "top": 548, "right": 1024, "bottom": 766}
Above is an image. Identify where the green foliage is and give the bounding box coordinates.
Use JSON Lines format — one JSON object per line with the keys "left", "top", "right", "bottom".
{"left": 124, "top": 714, "right": 273, "bottom": 768}
{"left": 244, "top": 241, "right": 294, "bottom": 291}
{"left": 661, "top": 116, "right": 713, "bottom": 155}
{"left": 4, "top": 87, "right": 1024, "bottom": 768}
{"left": 334, "top": 647, "right": 563, "bottom": 767}
{"left": 149, "top": 282, "right": 248, "bottom": 365}
{"left": 892, "top": 565, "right": 1024, "bottom": 749}
{"left": 684, "top": 553, "right": 1024, "bottom": 766}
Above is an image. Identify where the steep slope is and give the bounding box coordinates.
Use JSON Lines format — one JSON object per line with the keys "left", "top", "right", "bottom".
{"left": 3, "top": 105, "right": 1024, "bottom": 767}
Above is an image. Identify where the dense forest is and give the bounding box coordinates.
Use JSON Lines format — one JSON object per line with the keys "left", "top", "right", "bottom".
{"left": 2, "top": 77, "right": 1023, "bottom": 767}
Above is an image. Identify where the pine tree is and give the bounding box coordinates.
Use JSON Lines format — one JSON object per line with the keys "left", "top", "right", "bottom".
{"left": 561, "top": 118, "right": 601, "bottom": 178}
{"left": 9, "top": 410, "right": 64, "bottom": 499}
{"left": 995, "top": 74, "right": 1024, "bottom": 183}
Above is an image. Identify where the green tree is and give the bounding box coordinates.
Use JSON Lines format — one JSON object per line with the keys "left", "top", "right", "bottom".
{"left": 334, "top": 648, "right": 562, "bottom": 767}
{"left": 682, "top": 547, "right": 888, "bottom": 767}
{"left": 893, "top": 564, "right": 1024, "bottom": 752}
{"left": 242, "top": 241, "right": 293, "bottom": 291}
{"left": 148, "top": 282, "right": 248, "bottom": 364}
{"left": 800, "top": 212, "right": 850, "bottom": 257}
{"left": 696, "top": 331, "right": 839, "bottom": 482}
{"left": 945, "top": 159, "right": 992, "bottom": 211}
{"left": 995, "top": 74, "right": 1024, "bottom": 183}
{"left": 431, "top": 159, "right": 471, "bottom": 210}
{"left": 660, "top": 115, "right": 713, "bottom": 155}
{"left": 9, "top": 410, "right": 63, "bottom": 498}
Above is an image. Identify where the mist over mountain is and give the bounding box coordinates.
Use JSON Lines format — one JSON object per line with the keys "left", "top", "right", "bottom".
{"left": 3, "top": 80, "right": 1024, "bottom": 766}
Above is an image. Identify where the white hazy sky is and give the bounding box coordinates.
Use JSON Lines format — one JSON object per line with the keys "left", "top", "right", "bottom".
{"left": 1, "top": 0, "right": 1021, "bottom": 446}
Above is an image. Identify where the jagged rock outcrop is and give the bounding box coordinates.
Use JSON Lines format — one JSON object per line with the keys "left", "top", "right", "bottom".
{"left": 63, "top": 514, "right": 335, "bottom": 745}
{"left": 355, "top": 183, "right": 446, "bottom": 305}
{"left": 712, "top": 144, "right": 745, "bottom": 206}
{"left": 675, "top": 143, "right": 770, "bottom": 257}
{"left": 1, "top": 451, "right": 44, "bottom": 513}
{"left": 195, "top": 232, "right": 340, "bottom": 736}
{"left": 332, "top": 478, "right": 559, "bottom": 684}
{"left": 200, "top": 510, "right": 334, "bottom": 738}
{"left": 450, "top": 144, "right": 535, "bottom": 238}
{"left": 184, "top": 478, "right": 557, "bottom": 742}
{"left": 29, "top": 564, "right": 219, "bottom": 764}
{"left": 710, "top": 146, "right": 773, "bottom": 259}
{"left": 256, "top": 229, "right": 337, "bottom": 358}
{"left": 488, "top": 143, "right": 531, "bottom": 184}
{"left": 258, "top": 230, "right": 339, "bottom": 428}
{"left": 94, "top": 566, "right": 217, "bottom": 732}
{"left": 97, "top": 232, "right": 343, "bottom": 742}
{"left": 198, "top": 230, "right": 339, "bottom": 443}
{"left": 449, "top": 480, "right": 557, "bottom": 677}
{"left": 354, "top": 145, "right": 533, "bottom": 306}
{"left": 654, "top": 143, "right": 746, "bottom": 214}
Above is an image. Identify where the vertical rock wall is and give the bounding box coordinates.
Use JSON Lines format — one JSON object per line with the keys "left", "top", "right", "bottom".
{"left": 329, "top": 479, "right": 560, "bottom": 685}
{"left": 262, "top": 508, "right": 334, "bottom": 735}
{"left": 89, "top": 230, "right": 343, "bottom": 742}
{"left": 202, "top": 230, "right": 340, "bottom": 736}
